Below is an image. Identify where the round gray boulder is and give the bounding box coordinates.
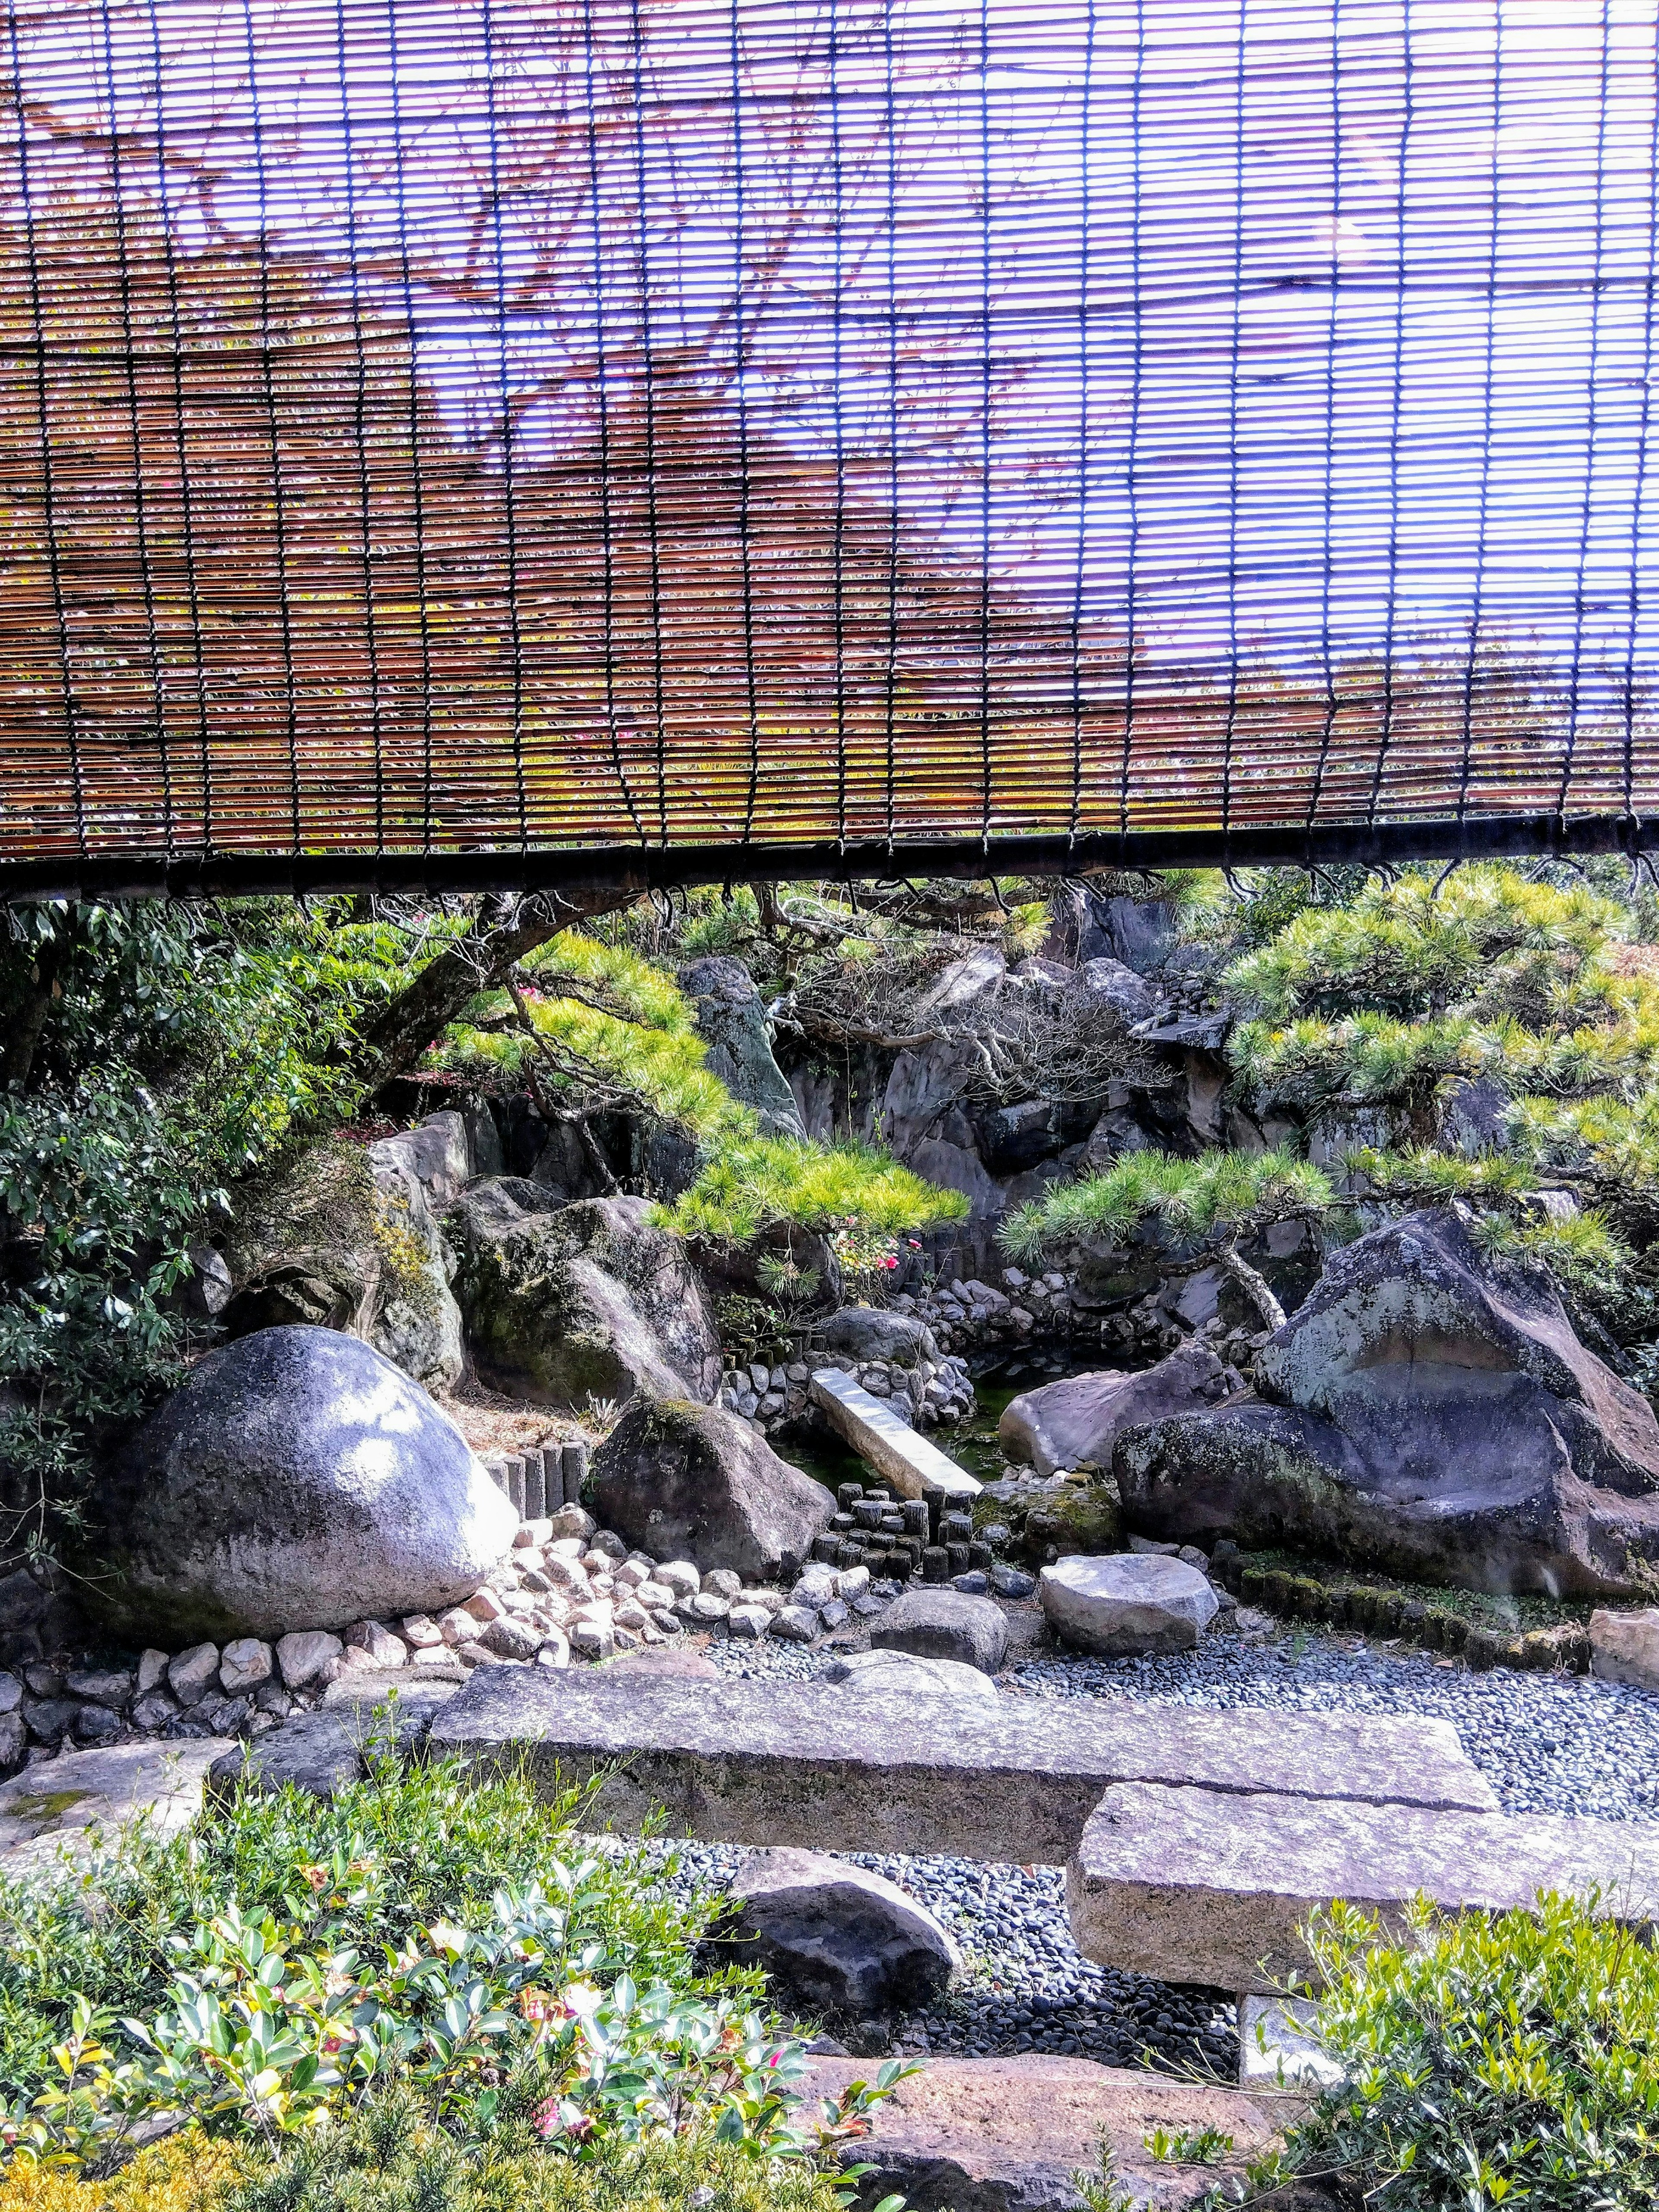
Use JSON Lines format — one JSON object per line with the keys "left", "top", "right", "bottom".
{"left": 1040, "top": 1552, "right": 1218, "bottom": 1656}
{"left": 869, "top": 1587, "right": 1009, "bottom": 1674}
{"left": 95, "top": 1327, "right": 517, "bottom": 1642}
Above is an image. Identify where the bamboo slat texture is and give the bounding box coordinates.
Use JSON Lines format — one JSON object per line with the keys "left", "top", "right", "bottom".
{"left": 0, "top": 0, "right": 1655, "bottom": 896}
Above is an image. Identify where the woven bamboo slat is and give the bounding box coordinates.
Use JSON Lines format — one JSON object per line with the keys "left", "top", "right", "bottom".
{"left": 0, "top": 0, "right": 1653, "bottom": 893}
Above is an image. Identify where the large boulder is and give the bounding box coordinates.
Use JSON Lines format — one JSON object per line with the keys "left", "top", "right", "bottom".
{"left": 1116, "top": 1208, "right": 1659, "bottom": 1598}
{"left": 589, "top": 1397, "right": 835, "bottom": 1582}
{"left": 681, "top": 956, "right": 805, "bottom": 1138}
{"left": 449, "top": 1185, "right": 721, "bottom": 1408}
{"left": 93, "top": 1327, "right": 517, "bottom": 1642}
{"left": 719, "top": 1847, "right": 958, "bottom": 2018}
{"left": 1000, "top": 1343, "right": 1231, "bottom": 1476}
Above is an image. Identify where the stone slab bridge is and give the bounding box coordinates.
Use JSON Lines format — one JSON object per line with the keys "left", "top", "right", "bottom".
{"left": 426, "top": 1665, "right": 1659, "bottom": 2014}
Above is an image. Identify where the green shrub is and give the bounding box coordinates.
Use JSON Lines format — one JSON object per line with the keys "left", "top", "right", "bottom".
{"left": 0, "top": 1751, "right": 719, "bottom": 2110}
{"left": 0, "top": 897, "right": 439, "bottom": 1560}
{"left": 0, "top": 2128, "right": 253, "bottom": 2212}
{"left": 1248, "top": 1891, "right": 1659, "bottom": 2209}
{"left": 0, "top": 1749, "right": 909, "bottom": 2186}
{"left": 0, "top": 2084, "right": 876, "bottom": 2212}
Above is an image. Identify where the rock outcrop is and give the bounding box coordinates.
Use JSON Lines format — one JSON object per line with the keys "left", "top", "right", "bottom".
{"left": 1116, "top": 1208, "right": 1659, "bottom": 1597}
{"left": 219, "top": 1115, "right": 474, "bottom": 1391}
{"left": 93, "top": 1326, "right": 517, "bottom": 1641}
{"left": 449, "top": 1184, "right": 721, "bottom": 1407}
{"left": 681, "top": 955, "right": 806, "bottom": 1137}
{"left": 1000, "top": 1342, "right": 1233, "bottom": 1476}
{"left": 588, "top": 1396, "right": 836, "bottom": 1583}
{"left": 363, "top": 1114, "right": 468, "bottom": 1389}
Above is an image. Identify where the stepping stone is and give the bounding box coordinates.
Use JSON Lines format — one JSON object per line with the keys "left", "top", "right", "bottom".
{"left": 810, "top": 1368, "right": 980, "bottom": 1505}
{"left": 211, "top": 1713, "right": 365, "bottom": 1801}
{"left": 802, "top": 2053, "right": 1292, "bottom": 2211}
{"left": 428, "top": 1665, "right": 1495, "bottom": 1864}
{"left": 319, "top": 1671, "right": 461, "bottom": 1749}
{"left": 1068, "top": 1781, "right": 1659, "bottom": 1993}
{"left": 0, "top": 1738, "right": 233, "bottom": 1876}
{"left": 871, "top": 1588, "right": 1008, "bottom": 1674}
{"left": 1041, "top": 1553, "right": 1218, "bottom": 1656}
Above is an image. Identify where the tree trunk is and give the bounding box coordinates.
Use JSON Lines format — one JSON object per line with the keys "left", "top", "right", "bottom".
{"left": 1217, "top": 1240, "right": 1287, "bottom": 1334}
{"left": 346, "top": 886, "right": 629, "bottom": 1099}
{"left": 3, "top": 941, "right": 64, "bottom": 1091}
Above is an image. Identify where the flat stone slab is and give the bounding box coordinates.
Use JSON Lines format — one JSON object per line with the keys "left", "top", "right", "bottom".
{"left": 803, "top": 2053, "right": 1294, "bottom": 2212}
{"left": 428, "top": 1666, "right": 1494, "bottom": 1863}
{"left": 811, "top": 1368, "right": 981, "bottom": 1504}
{"left": 1069, "top": 1781, "right": 1659, "bottom": 1993}
{"left": 0, "top": 1739, "right": 232, "bottom": 1876}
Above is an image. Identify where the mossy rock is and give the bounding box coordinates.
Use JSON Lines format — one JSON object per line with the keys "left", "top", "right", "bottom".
{"left": 1019, "top": 1475, "right": 1124, "bottom": 1562}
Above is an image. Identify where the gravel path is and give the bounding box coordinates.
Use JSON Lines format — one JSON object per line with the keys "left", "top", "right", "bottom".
{"left": 701, "top": 1618, "right": 1659, "bottom": 2072}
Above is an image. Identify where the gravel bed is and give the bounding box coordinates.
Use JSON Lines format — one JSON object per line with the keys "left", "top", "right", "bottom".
{"left": 600, "top": 1830, "right": 1236, "bottom": 2076}
{"left": 694, "top": 1617, "right": 1659, "bottom": 2073}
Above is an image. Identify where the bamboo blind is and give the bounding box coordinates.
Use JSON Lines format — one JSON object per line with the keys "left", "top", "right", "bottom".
{"left": 0, "top": 0, "right": 1655, "bottom": 897}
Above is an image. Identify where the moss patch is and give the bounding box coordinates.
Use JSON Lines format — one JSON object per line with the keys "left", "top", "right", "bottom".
{"left": 1217, "top": 1547, "right": 1608, "bottom": 1671}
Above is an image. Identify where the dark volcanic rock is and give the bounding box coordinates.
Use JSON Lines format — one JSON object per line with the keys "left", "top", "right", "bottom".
{"left": 589, "top": 1397, "right": 835, "bottom": 1582}
{"left": 719, "top": 1847, "right": 958, "bottom": 2018}
{"left": 94, "top": 1326, "right": 516, "bottom": 1641}
{"left": 681, "top": 957, "right": 806, "bottom": 1138}
{"left": 1116, "top": 1207, "right": 1659, "bottom": 1597}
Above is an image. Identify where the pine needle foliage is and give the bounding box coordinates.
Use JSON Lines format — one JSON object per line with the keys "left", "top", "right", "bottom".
{"left": 999, "top": 1147, "right": 1337, "bottom": 1267}
{"left": 1348, "top": 1147, "right": 1631, "bottom": 1294}
{"left": 659, "top": 1134, "right": 966, "bottom": 1248}
{"left": 436, "top": 934, "right": 963, "bottom": 1248}
{"left": 1224, "top": 865, "right": 1623, "bottom": 1024}
{"left": 1218, "top": 871, "right": 1659, "bottom": 1287}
